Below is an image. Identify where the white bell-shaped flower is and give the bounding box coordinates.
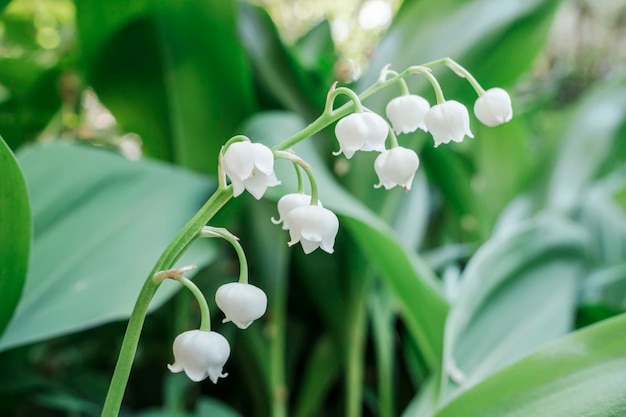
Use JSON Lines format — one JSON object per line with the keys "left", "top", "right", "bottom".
{"left": 215, "top": 282, "right": 268, "bottom": 329}
{"left": 474, "top": 87, "right": 513, "bottom": 127}
{"left": 168, "top": 330, "right": 230, "bottom": 383}
{"left": 374, "top": 147, "right": 420, "bottom": 190}
{"left": 286, "top": 205, "right": 339, "bottom": 254}
{"left": 271, "top": 193, "right": 323, "bottom": 230}
{"left": 385, "top": 95, "right": 430, "bottom": 134}
{"left": 334, "top": 112, "right": 388, "bottom": 159}
{"left": 223, "top": 141, "right": 280, "bottom": 199}
{"left": 424, "top": 100, "right": 474, "bottom": 147}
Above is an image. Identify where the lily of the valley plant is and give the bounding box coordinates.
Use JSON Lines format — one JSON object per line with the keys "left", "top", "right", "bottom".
{"left": 100, "top": 57, "right": 513, "bottom": 417}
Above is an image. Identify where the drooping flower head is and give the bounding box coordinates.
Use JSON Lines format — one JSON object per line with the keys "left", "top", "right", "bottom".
{"left": 168, "top": 330, "right": 230, "bottom": 383}
{"left": 474, "top": 87, "right": 513, "bottom": 127}
{"left": 374, "top": 147, "right": 420, "bottom": 190}
{"left": 424, "top": 100, "right": 474, "bottom": 147}
{"left": 215, "top": 282, "right": 267, "bottom": 329}
{"left": 385, "top": 94, "right": 430, "bottom": 134}
{"left": 334, "top": 112, "right": 388, "bottom": 159}
{"left": 223, "top": 141, "right": 280, "bottom": 199}
{"left": 286, "top": 205, "right": 339, "bottom": 254}
{"left": 271, "top": 193, "right": 322, "bottom": 230}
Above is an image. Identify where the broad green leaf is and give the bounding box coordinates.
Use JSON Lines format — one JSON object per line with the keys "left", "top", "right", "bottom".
{"left": 0, "top": 143, "right": 217, "bottom": 351}
{"left": 153, "top": 0, "right": 256, "bottom": 173}
{"left": 548, "top": 81, "right": 626, "bottom": 212}
{"left": 293, "top": 336, "right": 342, "bottom": 417}
{"left": 434, "top": 313, "right": 626, "bottom": 417}
{"left": 361, "top": 0, "right": 558, "bottom": 97}
{"left": 292, "top": 20, "right": 336, "bottom": 88}
{"left": 579, "top": 172, "right": 626, "bottom": 264}
{"left": 440, "top": 216, "right": 588, "bottom": 401}
{"left": 196, "top": 397, "right": 242, "bottom": 417}
{"left": 75, "top": 0, "right": 255, "bottom": 172}
{"left": 0, "top": 135, "right": 30, "bottom": 337}
{"left": 242, "top": 111, "right": 448, "bottom": 369}
{"left": 238, "top": 3, "right": 325, "bottom": 118}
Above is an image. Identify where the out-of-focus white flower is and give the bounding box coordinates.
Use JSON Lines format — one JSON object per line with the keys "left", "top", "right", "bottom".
{"left": 424, "top": 100, "right": 474, "bottom": 147}
{"left": 474, "top": 87, "right": 513, "bottom": 127}
{"left": 334, "top": 112, "right": 388, "bottom": 159}
{"left": 271, "top": 193, "right": 322, "bottom": 230}
{"left": 223, "top": 141, "right": 280, "bottom": 199}
{"left": 374, "top": 147, "right": 420, "bottom": 190}
{"left": 215, "top": 282, "right": 267, "bottom": 329}
{"left": 385, "top": 95, "right": 430, "bottom": 134}
{"left": 286, "top": 205, "right": 339, "bottom": 254}
{"left": 168, "top": 330, "right": 230, "bottom": 383}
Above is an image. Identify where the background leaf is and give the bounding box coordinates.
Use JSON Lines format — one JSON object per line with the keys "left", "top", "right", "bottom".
{"left": 0, "top": 143, "right": 217, "bottom": 351}
{"left": 440, "top": 216, "right": 588, "bottom": 401}
{"left": 434, "top": 313, "right": 626, "bottom": 417}
{"left": 0, "top": 135, "right": 31, "bottom": 337}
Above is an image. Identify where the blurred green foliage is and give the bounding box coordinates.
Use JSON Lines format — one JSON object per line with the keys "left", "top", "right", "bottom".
{"left": 1, "top": 0, "right": 626, "bottom": 416}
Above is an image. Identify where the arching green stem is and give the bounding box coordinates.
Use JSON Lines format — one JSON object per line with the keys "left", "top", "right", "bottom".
{"left": 412, "top": 67, "right": 445, "bottom": 104}
{"left": 294, "top": 162, "right": 304, "bottom": 193}
{"left": 422, "top": 57, "right": 486, "bottom": 95}
{"left": 388, "top": 128, "right": 399, "bottom": 149}
{"left": 201, "top": 227, "right": 249, "bottom": 284}
{"left": 325, "top": 86, "right": 364, "bottom": 114}
{"left": 101, "top": 186, "right": 233, "bottom": 417}
{"left": 379, "top": 65, "right": 410, "bottom": 96}
{"left": 274, "top": 151, "right": 319, "bottom": 205}
{"left": 176, "top": 276, "right": 211, "bottom": 331}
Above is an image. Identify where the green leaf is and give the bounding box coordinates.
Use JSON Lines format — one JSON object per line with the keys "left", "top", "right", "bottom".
{"left": 0, "top": 135, "right": 31, "bottom": 338}
{"left": 548, "top": 81, "right": 626, "bottom": 212}
{"left": 238, "top": 3, "right": 324, "bottom": 117}
{"left": 434, "top": 313, "right": 626, "bottom": 417}
{"left": 152, "top": 0, "right": 256, "bottom": 173}
{"left": 75, "top": 0, "right": 255, "bottom": 172}
{"left": 242, "top": 111, "right": 448, "bottom": 369}
{"left": 361, "top": 0, "right": 558, "bottom": 97}
{"left": 293, "top": 336, "right": 341, "bottom": 417}
{"left": 196, "top": 397, "right": 242, "bottom": 417}
{"left": 0, "top": 143, "right": 217, "bottom": 351}
{"left": 440, "top": 216, "right": 588, "bottom": 401}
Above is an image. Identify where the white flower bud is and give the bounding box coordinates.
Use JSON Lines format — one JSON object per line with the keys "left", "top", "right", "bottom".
{"left": 374, "top": 147, "right": 419, "bottom": 190}
{"left": 334, "top": 112, "right": 388, "bottom": 159}
{"left": 286, "top": 205, "right": 339, "bottom": 254}
{"left": 474, "top": 87, "right": 513, "bottom": 127}
{"left": 271, "top": 193, "right": 323, "bottom": 230}
{"left": 223, "top": 141, "right": 280, "bottom": 199}
{"left": 385, "top": 94, "right": 430, "bottom": 134}
{"left": 424, "top": 100, "right": 474, "bottom": 147}
{"left": 215, "top": 282, "right": 268, "bottom": 329}
{"left": 168, "top": 330, "right": 230, "bottom": 383}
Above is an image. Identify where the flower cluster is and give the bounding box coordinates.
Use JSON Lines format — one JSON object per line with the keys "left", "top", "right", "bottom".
{"left": 334, "top": 65, "right": 512, "bottom": 191}
{"left": 165, "top": 59, "right": 512, "bottom": 386}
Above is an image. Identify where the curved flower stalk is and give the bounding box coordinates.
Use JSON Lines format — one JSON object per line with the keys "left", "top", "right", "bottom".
{"left": 474, "top": 87, "right": 513, "bottom": 127}
{"left": 374, "top": 147, "right": 420, "bottom": 190}
{"left": 215, "top": 282, "right": 268, "bottom": 329}
{"left": 222, "top": 140, "right": 280, "bottom": 199}
{"left": 168, "top": 330, "right": 230, "bottom": 383}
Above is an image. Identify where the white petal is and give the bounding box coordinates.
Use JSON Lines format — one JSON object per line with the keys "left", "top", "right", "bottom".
{"left": 223, "top": 142, "right": 255, "bottom": 180}
{"left": 231, "top": 179, "right": 246, "bottom": 197}
{"left": 215, "top": 283, "right": 268, "bottom": 329}
{"left": 300, "top": 239, "right": 321, "bottom": 254}
{"left": 474, "top": 87, "right": 513, "bottom": 127}
{"left": 250, "top": 143, "right": 275, "bottom": 175}
{"left": 386, "top": 95, "right": 430, "bottom": 134}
